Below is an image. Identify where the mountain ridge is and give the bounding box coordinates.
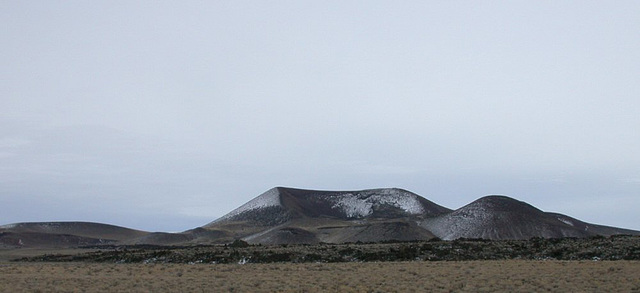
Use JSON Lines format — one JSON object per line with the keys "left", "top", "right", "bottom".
{"left": 2, "top": 187, "right": 638, "bottom": 247}
{"left": 203, "top": 188, "right": 639, "bottom": 244}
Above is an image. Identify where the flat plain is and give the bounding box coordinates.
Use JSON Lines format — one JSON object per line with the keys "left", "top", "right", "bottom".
{"left": 1, "top": 260, "right": 640, "bottom": 292}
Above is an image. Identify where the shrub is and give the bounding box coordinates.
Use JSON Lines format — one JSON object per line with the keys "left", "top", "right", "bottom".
{"left": 229, "top": 239, "right": 250, "bottom": 248}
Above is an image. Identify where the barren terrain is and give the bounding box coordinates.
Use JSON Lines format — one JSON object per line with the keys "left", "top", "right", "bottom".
{"left": 12, "top": 236, "right": 640, "bottom": 264}
{"left": 1, "top": 260, "right": 640, "bottom": 292}
{"left": 3, "top": 235, "right": 640, "bottom": 291}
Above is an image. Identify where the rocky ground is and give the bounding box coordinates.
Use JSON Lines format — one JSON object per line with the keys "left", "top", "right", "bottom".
{"left": 14, "top": 235, "right": 640, "bottom": 264}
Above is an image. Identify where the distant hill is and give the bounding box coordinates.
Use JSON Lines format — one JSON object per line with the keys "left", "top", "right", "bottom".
{"left": 0, "top": 222, "right": 149, "bottom": 248}
{"left": 1, "top": 187, "right": 638, "bottom": 247}
{"left": 419, "top": 196, "right": 639, "bottom": 240}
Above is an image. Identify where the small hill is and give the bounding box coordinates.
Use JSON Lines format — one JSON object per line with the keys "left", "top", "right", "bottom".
{"left": 419, "top": 196, "right": 639, "bottom": 240}
{"left": 0, "top": 222, "right": 149, "bottom": 248}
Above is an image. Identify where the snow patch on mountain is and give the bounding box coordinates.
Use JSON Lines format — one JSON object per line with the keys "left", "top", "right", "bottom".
{"left": 215, "top": 188, "right": 281, "bottom": 222}
{"left": 37, "top": 222, "right": 62, "bottom": 231}
{"left": 420, "top": 202, "right": 492, "bottom": 240}
{"left": 370, "top": 189, "right": 425, "bottom": 214}
{"left": 557, "top": 217, "right": 574, "bottom": 227}
{"left": 332, "top": 194, "right": 374, "bottom": 218}
{"left": 0, "top": 222, "right": 62, "bottom": 231}
{"left": 329, "top": 189, "right": 425, "bottom": 218}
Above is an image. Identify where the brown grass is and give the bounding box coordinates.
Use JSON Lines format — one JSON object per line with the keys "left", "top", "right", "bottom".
{"left": 1, "top": 260, "right": 640, "bottom": 292}
{"left": 0, "top": 248, "right": 102, "bottom": 263}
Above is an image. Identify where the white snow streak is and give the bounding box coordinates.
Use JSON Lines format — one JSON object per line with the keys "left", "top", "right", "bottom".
{"left": 329, "top": 189, "right": 425, "bottom": 218}
{"left": 333, "top": 193, "right": 374, "bottom": 218}
{"left": 557, "top": 217, "right": 574, "bottom": 226}
{"left": 217, "top": 188, "right": 281, "bottom": 221}
{"left": 0, "top": 223, "right": 17, "bottom": 229}
{"left": 421, "top": 203, "right": 491, "bottom": 240}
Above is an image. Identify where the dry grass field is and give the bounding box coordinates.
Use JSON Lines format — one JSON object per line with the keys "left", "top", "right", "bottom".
{"left": 1, "top": 260, "right": 640, "bottom": 292}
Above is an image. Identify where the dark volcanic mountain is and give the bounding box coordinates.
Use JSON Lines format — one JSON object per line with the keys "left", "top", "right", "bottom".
{"left": 202, "top": 187, "right": 451, "bottom": 244}
{"left": 202, "top": 187, "right": 639, "bottom": 244}
{"left": 208, "top": 187, "right": 451, "bottom": 223}
{"left": 1, "top": 187, "right": 638, "bottom": 247}
{"left": 419, "top": 196, "right": 639, "bottom": 240}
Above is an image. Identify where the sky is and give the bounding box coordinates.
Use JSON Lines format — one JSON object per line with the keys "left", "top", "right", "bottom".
{"left": 1, "top": 1, "right": 639, "bottom": 232}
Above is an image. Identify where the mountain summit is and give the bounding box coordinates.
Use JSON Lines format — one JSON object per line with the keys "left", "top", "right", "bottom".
{"left": 207, "top": 187, "right": 450, "bottom": 225}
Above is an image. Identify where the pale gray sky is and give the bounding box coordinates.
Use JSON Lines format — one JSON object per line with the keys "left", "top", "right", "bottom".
{"left": 1, "top": 1, "right": 639, "bottom": 232}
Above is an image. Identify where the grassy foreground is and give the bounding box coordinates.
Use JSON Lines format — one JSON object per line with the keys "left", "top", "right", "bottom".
{"left": 1, "top": 260, "right": 640, "bottom": 292}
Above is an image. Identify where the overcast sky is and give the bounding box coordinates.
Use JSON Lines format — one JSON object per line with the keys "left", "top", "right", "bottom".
{"left": 2, "top": 1, "right": 639, "bottom": 232}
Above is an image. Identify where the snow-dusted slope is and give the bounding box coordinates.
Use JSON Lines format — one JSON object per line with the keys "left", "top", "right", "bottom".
{"left": 274, "top": 187, "right": 451, "bottom": 220}
{"left": 321, "top": 188, "right": 426, "bottom": 218}
{"left": 208, "top": 187, "right": 450, "bottom": 226}
{"left": 211, "top": 187, "right": 282, "bottom": 223}
{"left": 420, "top": 196, "right": 598, "bottom": 240}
